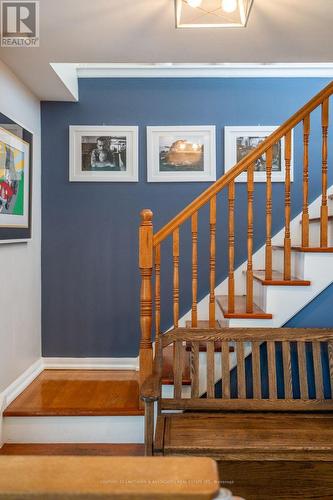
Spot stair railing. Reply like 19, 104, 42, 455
138, 81, 333, 387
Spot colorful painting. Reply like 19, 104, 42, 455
0, 122, 31, 240
0, 141, 25, 215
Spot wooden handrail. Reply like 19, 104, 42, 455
153, 81, 333, 246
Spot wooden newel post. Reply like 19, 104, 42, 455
139, 209, 154, 389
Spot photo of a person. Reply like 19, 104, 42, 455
81, 136, 127, 172
236, 136, 282, 172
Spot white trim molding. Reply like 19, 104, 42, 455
75, 63, 333, 79
43, 357, 139, 371
0, 359, 44, 447
0, 359, 43, 411
50, 63, 333, 102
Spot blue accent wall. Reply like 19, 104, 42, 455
285, 282, 333, 327
41, 77, 333, 357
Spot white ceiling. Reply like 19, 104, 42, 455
1, 0, 333, 101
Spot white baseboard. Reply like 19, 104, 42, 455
43, 357, 139, 371
3, 416, 144, 444
0, 358, 44, 447
0, 359, 44, 412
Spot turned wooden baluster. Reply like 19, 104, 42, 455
173, 228, 180, 328
228, 182, 235, 313
139, 209, 154, 387
321, 98, 329, 248
209, 196, 216, 327
191, 213, 198, 327
284, 131, 292, 281
246, 165, 254, 313
302, 115, 310, 248
154, 244, 161, 346
265, 147, 273, 281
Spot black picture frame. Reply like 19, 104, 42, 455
0, 113, 33, 242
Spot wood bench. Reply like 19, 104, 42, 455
141, 327, 333, 461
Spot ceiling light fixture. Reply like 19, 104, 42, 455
178, 0, 253, 28
221, 0, 238, 13
187, 0, 202, 7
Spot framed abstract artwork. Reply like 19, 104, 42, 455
224, 126, 294, 183
0, 113, 32, 243
69, 126, 139, 182
147, 126, 216, 182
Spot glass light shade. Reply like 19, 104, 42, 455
176, 0, 253, 28
187, 0, 203, 7
221, 0, 238, 13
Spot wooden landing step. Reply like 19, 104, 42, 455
252, 270, 311, 286
273, 245, 333, 253
0, 444, 145, 456
4, 370, 144, 417
216, 295, 272, 319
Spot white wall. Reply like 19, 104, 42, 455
0, 59, 41, 393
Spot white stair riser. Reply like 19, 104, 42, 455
253, 279, 265, 311
272, 247, 304, 278
308, 220, 333, 247
3, 416, 144, 444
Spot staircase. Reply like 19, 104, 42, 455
139, 81, 333, 387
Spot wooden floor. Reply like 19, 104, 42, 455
219, 461, 333, 500
0, 444, 144, 456
4, 370, 144, 416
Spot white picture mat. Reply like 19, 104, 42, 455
147, 125, 216, 182
69, 126, 139, 182
0, 127, 30, 228
224, 126, 294, 183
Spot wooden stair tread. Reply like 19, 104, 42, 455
4, 370, 144, 417
252, 270, 311, 286
307, 215, 333, 223
216, 295, 272, 319
273, 245, 333, 253
162, 344, 191, 385
185, 320, 225, 328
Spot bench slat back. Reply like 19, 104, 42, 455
160, 328, 333, 411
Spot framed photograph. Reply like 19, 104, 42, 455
147, 126, 216, 182
0, 113, 32, 243
69, 126, 139, 182
224, 126, 294, 183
